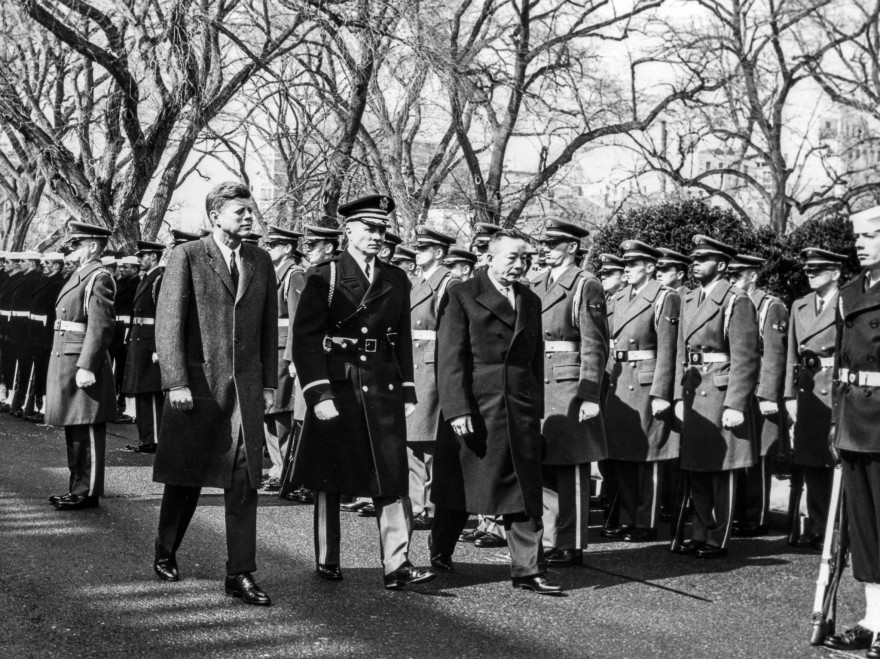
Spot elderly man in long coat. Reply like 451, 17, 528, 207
430, 230, 563, 595
152, 182, 277, 607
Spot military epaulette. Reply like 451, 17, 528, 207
84, 267, 116, 314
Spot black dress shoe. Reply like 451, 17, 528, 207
24, 413, 44, 423
601, 524, 634, 539
384, 562, 437, 590
474, 532, 506, 548
341, 500, 369, 512
10, 409, 23, 418
134, 443, 157, 454
430, 554, 454, 572
546, 548, 583, 567
512, 575, 564, 595
670, 539, 705, 555
113, 413, 136, 424
295, 488, 315, 504
458, 528, 486, 543
316, 564, 343, 581
796, 532, 824, 551
731, 522, 769, 538
358, 503, 377, 517
695, 544, 728, 559
154, 553, 180, 582
54, 495, 99, 510
0, 402, 11, 413
48, 492, 72, 505
263, 477, 281, 492
224, 573, 271, 606
867, 631, 880, 659
412, 512, 433, 531
623, 527, 658, 543
824, 625, 874, 651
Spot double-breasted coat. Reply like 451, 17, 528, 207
153, 237, 278, 489
534, 265, 609, 465
110, 273, 138, 380
291, 251, 416, 497
10, 269, 44, 355
267, 258, 304, 414
832, 273, 880, 453
605, 280, 681, 462
785, 290, 837, 467
406, 265, 458, 444
433, 270, 545, 518
122, 267, 164, 395
675, 279, 760, 471
0, 271, 22, 344
750, 288, 789, 456
44, 261, 117, 426
28, 271, 65, 392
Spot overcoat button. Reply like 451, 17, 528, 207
700, 391, 706, 396
545, 331, 551, 336
703, 366, 708, 372
388, 384, 394, 390
629, 339, 635, 344
631, 363, 636, 368
416, 321, 421, 326
360, 355, 366, 362
547, 354, 552, 359
362, 386, 368, 392
414, 342, 420, 348
545, 378, 550, 384
821, 390, 827, 395
628, 385, 634, 391
361, 327, 368, 333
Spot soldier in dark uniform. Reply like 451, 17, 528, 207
380, 231, 402, 263
45, 222, 117, 510
727, 254, 789, 538
783, 248, 845, 550
302, 225, 341, 266
823, 207, 880, 656
262, 225, 305, 492
8, 252, 44, 416
445, 247, 477, 280
122, 241, 166, 453
469, 222, 502, 269
390, 246, 417, 276
111, 255, 140, 422
291, 194, 436, 589
535, 219, 609, 566
406, 226, 459, 530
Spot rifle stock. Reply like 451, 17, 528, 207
809, 464, 846, 645
670, 471, 691, 552
787, 466, 805, 546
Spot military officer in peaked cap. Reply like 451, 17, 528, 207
470, 222, 502, 269
45, 222, 117, 510
380, 231, 403, 263
671, 235, 759, 559
656, 248, 691, 293
727, 254, 789, 538
291, 193, 436, 589
534, 218, 608, 566
823, 206, 880, 656
391, 246, 417, 276
598, 254, 626, 298
783, 248, 846, 550
171, 229, 202, 247
407, 226, 460, 530
302, 225, 342, 266
122, 240, 167, 454
242, 232, 263, 245
445, 247, 478, 281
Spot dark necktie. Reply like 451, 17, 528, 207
230, 255, 239, 292
698, 289, 705, 306
365, 260, 371, 281
817, 297, 824, 315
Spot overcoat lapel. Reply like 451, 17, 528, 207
539, 265, 578, 313
361, 260, 393, 307
842, 272, 880, 318
798, 290, 837, 345
203, 236, 236, 299
612, 281, 657, 337
237, 246, 256, 302
685, 279, 729, 341
512, 282, 534, 344
338, 251, 369, 308
474, 270, 516, 328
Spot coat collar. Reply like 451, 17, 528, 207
611, 279, 662, 336
841, 271, 880, 318
275, 257, 294, 281
58, 259, 103, 300
684, 278, 733, 340
134, 265, 164, 300
794, 289, 838, 345
337, 250, 392, 309
474, 269, 516, 329
538, 264, 581, 312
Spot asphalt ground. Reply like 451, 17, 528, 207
0, 415, 869, 658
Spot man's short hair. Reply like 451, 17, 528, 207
487, 228, 527, 252
205, 182, 252, 216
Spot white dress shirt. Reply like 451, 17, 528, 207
213, 234, 242, 291
487, 270, 516, 310
347, 246, 376, 283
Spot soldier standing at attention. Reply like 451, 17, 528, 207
671, 235, 759, 559
291, 194, 436, 590
602, 241, 681, 543
111, 255, 139, 422
470, 222, 502, 269
823, 206, 880, 657
728, 254, 789, 538
45, 223, 117, 510
535, 219, 608, 567
656, 248, 690, 293
783, 248, 846, 550
407, 226, 459, 530
445, 248, 477, 281
8, 251, 44, 416
302, 225, 341, 267
390, 247, 417, 277
598, 254, 626, 299
122, 241, 166, 454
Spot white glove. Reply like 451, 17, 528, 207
758, 400, 778, 416
785, 399, 798, 425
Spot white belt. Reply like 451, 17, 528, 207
545, 341, 580, 352
0, 310, 9, 318
278, 318, 290, 328
838, 368, 880, 387
116, 315, 131, 323
11, 311, 28, 317
614, 349, 656, 362
412, 330, 436, 341
133, 317, 155, 326
54, 320, 86, 332
29, 314, 47, 324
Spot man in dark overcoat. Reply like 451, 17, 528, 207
151, 182, 277, 607
430, 230, 563, 595
0, 254, 23, 410
8, 252, 43, 415
291, 194, 436, 590
122, 241, 166, 453
110, 255, 139, 421
603, 240, 681, 543
783, 248, 844, 550
45, 223, 117, 510
535, 218, 608, 567
671, 235, 759, 559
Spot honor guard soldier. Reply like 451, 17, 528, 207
444, 247, 477, 281
407, 226, 459, 530
728, 254, 789, 537
291, 194, 436, 589
598, 254, 626, 298
301, 224, 341, 266
171, 229, 201, 247
122, 240, 166, 454
45, 222, 117, 510
380, 231, 403, 263
263, 225, 305, 492
8, 252, 44, 415
390, 246, 417, 276
535, 218, 609, 566
603, 240, 681, 543
111, 255, 140, 421
823, 206, 880, 657
671, 235, 759, 559
470, 222, 502, 269
783, 248, 846, 550
656, 248, 690, 293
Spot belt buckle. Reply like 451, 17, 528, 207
689, 352, 703, 365
615, 350, 627, 362
848, 371, 857, 384
322, 336, 332, 353
53, 320, 61, 330
806, 357, 817, 368
364, 338, 377, 353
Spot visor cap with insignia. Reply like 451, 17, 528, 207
171, 229, 201, 247
20, 251, 42, 261
66, 221, 112, 243
471, 222, 502, 248
542, 217, 589, 243
620, 239, 661, 262
800, 247, 848, 270
598, 253, 625, 273
100, 256, 117, 266
302, 225, 342, 242
384, 231, 403, 247
390, 246, 416, 264
852, 205, 880, 233
415, 226, 456, 248
135, 240, 167, 255
265, 225, 303, 245
338, 194, 394, 228
119, 255, 140, 266
691, 234, 737, 260
657, 247, 692, 269
242, 232, 263, 245
445, 247, 478, 266
728, 253, 767, 273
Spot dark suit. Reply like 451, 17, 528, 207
153, 236, 277, 575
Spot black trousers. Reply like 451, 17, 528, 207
543, 463, 591, 549
660, 458, 682, 516
841, 453, 880, 583
735, 455, 771, 527
135, 392, 164, 446
1, 339, 16, 395
609, 459, 663, 530
689, 469, 737, 549
431, 508, 547, 578
65, 423, 106, 497
801, 465, 833, 535
155, 437, 258, 575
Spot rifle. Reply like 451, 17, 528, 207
809, 464, 848, 645
670, 470, 692, 552
278, 421, 302, 500
21, 362, 36, 417
787, 465, 805, 546
5, 359, 20, 406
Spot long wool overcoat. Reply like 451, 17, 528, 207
122, 266, 164, 395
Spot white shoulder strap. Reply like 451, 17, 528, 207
84, 268, 116, 316
572, 274, 587, 329
723, 293, 737, 340
654, 288, 670, 331
328, 261, 336, 308
756, 297, 772, 340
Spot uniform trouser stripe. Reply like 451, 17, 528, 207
544, 463, 591, 550
313, 491, 341, 566
65, 424, 105, 498
151, 396, 158, 445
88, 425, 97, 496
649, 462, 659, 528
722, 471, 736, 547
574, 467, 582, 548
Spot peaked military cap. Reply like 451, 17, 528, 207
472, 222, 502, 244
657, 247, 692, 269
171, 229, 201, 246
728, 253, 766, 273
66, 221, 112, 242
265, 225, 303, 244
851, 205, 880, 233
42, 252, 65, 262
415, 226, 456, 248
135, 240, 167, 255
242, 232, 263, 245
338, 194, 395, 228
119, 255, 140, 266
800, 247, 848, 269
598, 253, 625, 272
384, 231, 403, 247
20, 251, 42, 261
621, 239, 661, 261
691, 234, 737, 260
390, 246, 416, 263
543, 217, 589, 242
100, 256, 117, 266
5, 252, 22, 261
445, 247, 478, 266
303, 225, 342, 242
